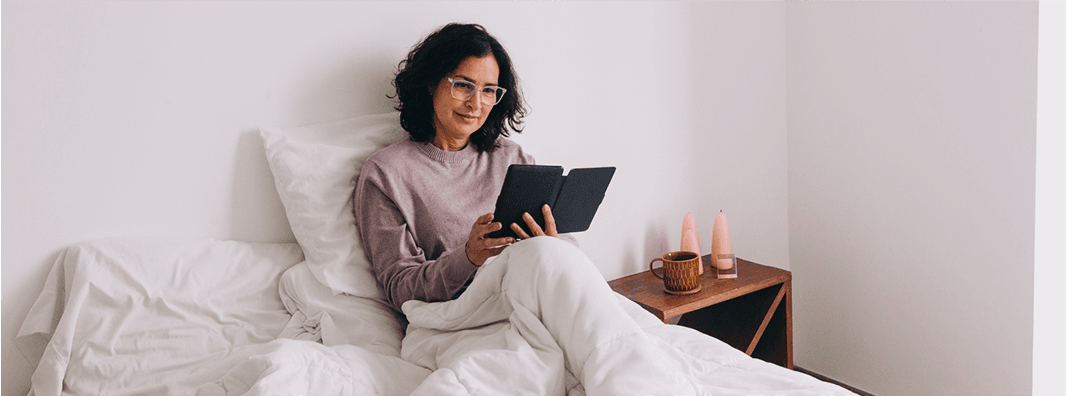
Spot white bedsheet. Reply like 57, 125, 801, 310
16, 237, 305, 396
275, 261, 405, 357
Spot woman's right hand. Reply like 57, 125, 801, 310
466, 213, 515, 266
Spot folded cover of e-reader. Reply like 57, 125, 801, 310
488, 164, 616, 239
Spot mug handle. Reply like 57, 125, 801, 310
649, 258, 665, 279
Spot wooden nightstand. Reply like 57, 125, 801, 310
608, 255, 793, 369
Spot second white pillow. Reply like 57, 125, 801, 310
260, 112, 405, 300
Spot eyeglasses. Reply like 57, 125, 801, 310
447, 77, 507, 106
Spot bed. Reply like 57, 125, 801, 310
16, 112, 855, 395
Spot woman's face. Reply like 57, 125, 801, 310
431, 55, 501, 151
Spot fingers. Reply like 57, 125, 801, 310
541, 204, 558, 236
511, 223, 531, 239
515, 204, 559, 239
478, 221, 514, 246
522, 212, 545, 236
483, 236, 515, 247
467, 213, 514, 266
470, 213, 501, 238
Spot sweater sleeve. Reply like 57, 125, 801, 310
352, 161, 479, 312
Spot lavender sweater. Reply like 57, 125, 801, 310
353, 138, 535, 312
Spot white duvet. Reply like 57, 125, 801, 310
203, 238, 853, 395
18, 237, 853, 396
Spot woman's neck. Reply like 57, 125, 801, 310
432, 134, 469, 151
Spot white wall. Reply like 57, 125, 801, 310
1033, 0, 1067, 393
2, 3, 791, 395
501, 2, 791, 276
684, 2, 791, 270
786, 2, 1039, 394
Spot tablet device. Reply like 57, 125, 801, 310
487, 164, 616, 239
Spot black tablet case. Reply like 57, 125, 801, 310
487, 164, 616, 239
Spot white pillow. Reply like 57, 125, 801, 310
260, 112, 405, 299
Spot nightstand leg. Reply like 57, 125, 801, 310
785, 280, 793, 369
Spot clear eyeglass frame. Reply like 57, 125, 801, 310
447, 77, 507, 106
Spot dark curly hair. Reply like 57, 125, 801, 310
393, 23, 527, 152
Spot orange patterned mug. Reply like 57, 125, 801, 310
649, 251, 703, 295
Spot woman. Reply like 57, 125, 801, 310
353, 23, 687, 394
354, 23, 560, 312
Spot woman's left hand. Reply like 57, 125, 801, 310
511, 204, 559, 239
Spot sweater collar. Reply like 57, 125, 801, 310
417, 140, 479, 165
